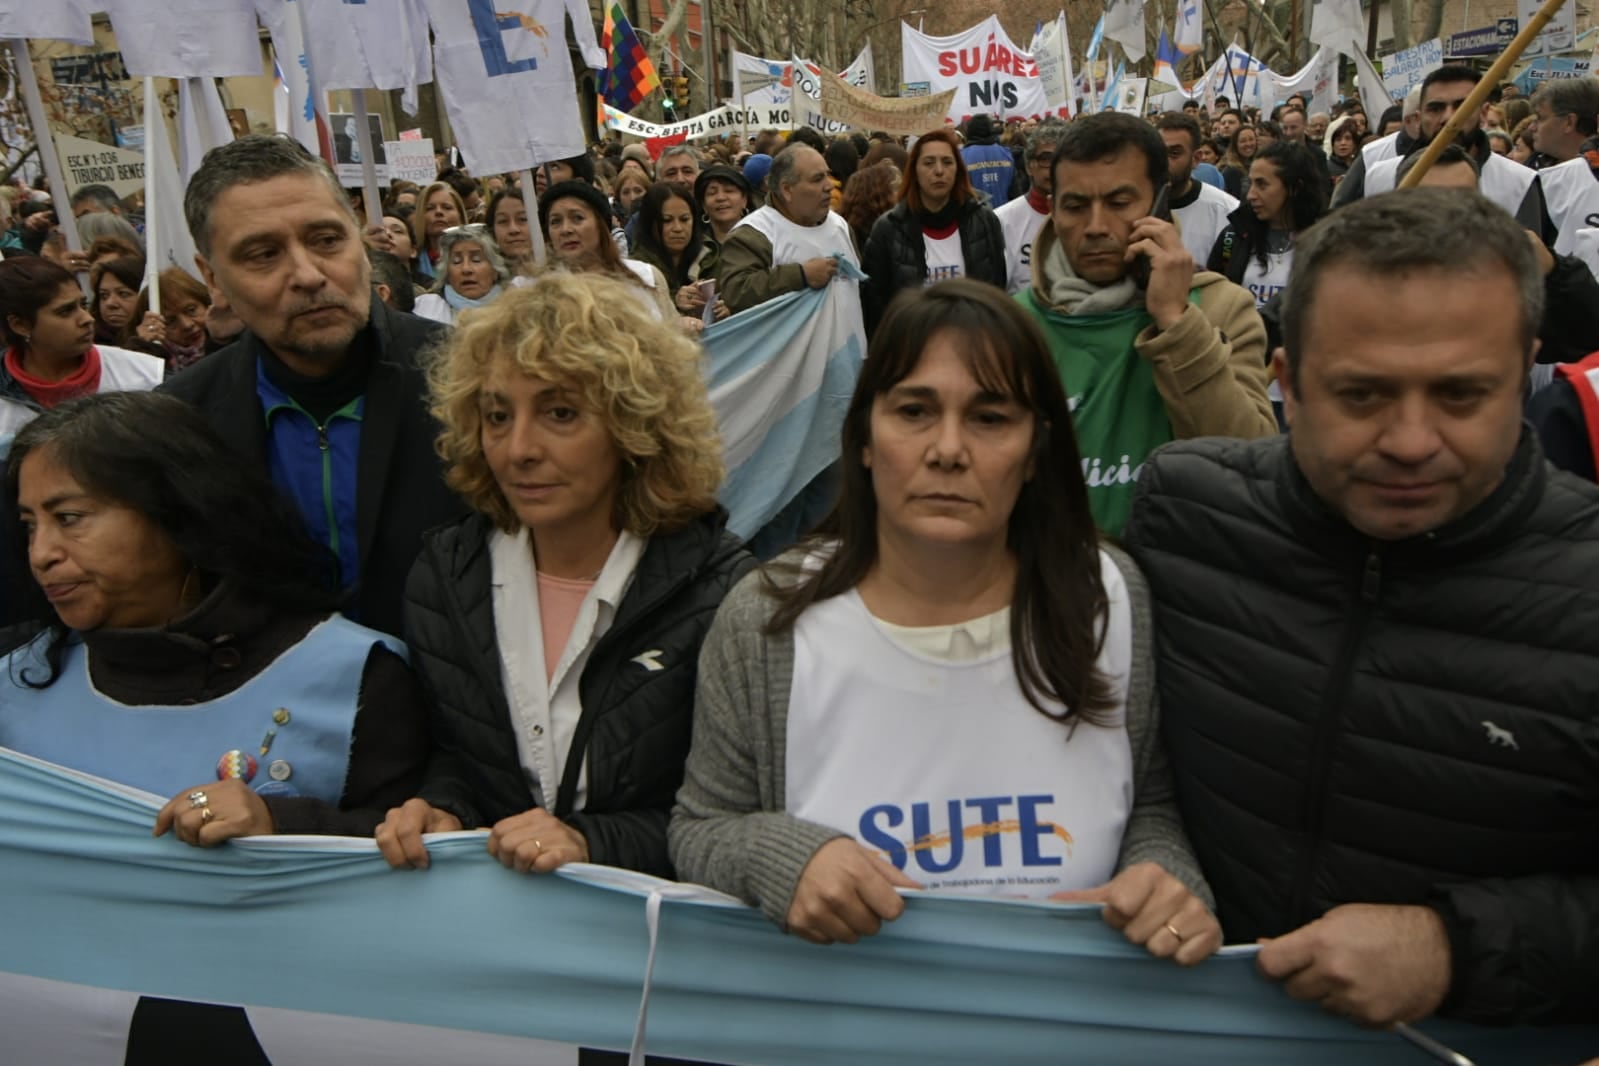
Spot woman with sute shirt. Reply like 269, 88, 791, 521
670, 280, 1219, 962
860, 130, 1007, 336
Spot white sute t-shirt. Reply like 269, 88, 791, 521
1240, 248, 1294, 309
923, 227, 965, 285
996, 195, 1050, 295
784, 551, 1135, 898
1172, 181, 1239, 267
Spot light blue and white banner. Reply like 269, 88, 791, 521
1, 746, 1594, 1065
703, 282, 865, 539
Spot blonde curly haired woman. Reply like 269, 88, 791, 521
376, 272, 753, 879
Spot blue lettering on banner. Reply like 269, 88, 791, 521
468, 0, 540, 77
859, 795, 1067, 874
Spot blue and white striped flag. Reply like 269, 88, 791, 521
703, 282, 866, 539
1085, 14, 1105, 63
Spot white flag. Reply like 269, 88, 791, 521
177, 78, 236, 183
840, 41, 875, 93
301, 0, 433, 108
0, 0, 94, 44
256, 0, 332, 160
1033, 14, 1077, 115
1103, 0, 1146, 63
101, 0, 265, 77
1310, 0, 1390, 122
1174, 0, 1204, 54
144, 87, 204, 282
420, 0, 604, 174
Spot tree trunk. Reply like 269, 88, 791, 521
646, 0, 693, 75
1390, 0, 1414, 50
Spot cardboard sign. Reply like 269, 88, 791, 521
384, 138, 436, 185
55, 132, 145, 199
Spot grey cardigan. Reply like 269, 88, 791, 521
667, 544, 1214, 927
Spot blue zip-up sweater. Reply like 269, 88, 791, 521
256, 362, 364, 595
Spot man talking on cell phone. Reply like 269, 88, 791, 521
1017, 112, 1276, 534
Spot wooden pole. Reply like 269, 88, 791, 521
1398, 0, 1567, 189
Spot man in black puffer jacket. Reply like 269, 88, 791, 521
1125, 190, 1599, 1032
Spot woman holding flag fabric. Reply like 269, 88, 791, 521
670, 280, 1219, 960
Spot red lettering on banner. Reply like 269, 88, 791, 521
996, 49, 1013, 75
958, 47, 981, 74
984, 42, 1000, 69
937, 51, 957, 77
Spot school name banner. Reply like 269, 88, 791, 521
900, 14, 1069, 124
2, 746, 1594, 1065
598, 100, 798, 139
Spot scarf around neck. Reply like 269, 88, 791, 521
443, 284, 503, 311
1043, 235, 1141, 316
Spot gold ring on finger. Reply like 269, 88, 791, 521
201, 806, 215, 824
1164, 922, 1184, 943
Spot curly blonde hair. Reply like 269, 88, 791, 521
429, 272, 724, 535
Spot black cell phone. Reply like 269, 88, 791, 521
1130, 186, 1172, 289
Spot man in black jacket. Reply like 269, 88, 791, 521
163, 135, 463, 638
1125, 190, 1599, 1031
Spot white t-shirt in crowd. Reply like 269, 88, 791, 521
784, 551, 1135, 898
1171, 180, 1239, 267
923, 227, 965, 285
996, 194, 1050, 295
1240, 249, 1294, 309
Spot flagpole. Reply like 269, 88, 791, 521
519, 169, 546, 267
351, 89, 383, 229
9, 38, 88, 292
141, 77, 162, 314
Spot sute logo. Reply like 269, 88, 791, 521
860, 795, 1073, 873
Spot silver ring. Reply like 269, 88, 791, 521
187, 791, 209, 808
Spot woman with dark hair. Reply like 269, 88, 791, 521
670, 279, 1219, 959
124, 267, 216, 373
488, 187, 536, 277
1324, 115, 1361, 184
536, 180, 677, 323
629, 183, 727, 323
0, 258, 162, 455
824, 137, 860, 211
1206, 140, 1328, 307
90, 255, 143, 345
1219, 124, 1257, 199
693, 164, 753, 251
0, 389, 432, 1066
860, 129, 1007, 335
839, 162, 900, 253
2, 390, 429, 835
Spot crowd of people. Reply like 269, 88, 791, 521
0, 67, 1597, 1063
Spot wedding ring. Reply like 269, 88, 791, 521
188, 791, 209, 808
1164, 922, 1184, 943
200, 807, 215, 825
532, 839, 543, 853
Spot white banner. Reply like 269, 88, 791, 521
1259, 46, 1338, 107
790, 55, 851, 134
1033, 14, 1077, 114
302, 0, 433, 106
1520, 0, 1575, 57
731, 46, 875, 113
840, 42, 875, 93
54, 133, 145, 200
100, 0, 265, 77
385, 138, 436, 184
900, 15, 1068, 124
1379, 38, 1443, 101
599, 101, 798, 140
0, 0, 95, 44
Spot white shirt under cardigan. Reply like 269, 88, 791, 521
488, 527, 645, 811
784, 550, 1135, 897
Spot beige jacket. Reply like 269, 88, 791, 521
1030, 222, 1277, 441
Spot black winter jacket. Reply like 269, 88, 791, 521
403, 510, 754, 877
860, 199, 1007, 335
160, 298, 463, 639
1124, 433, 1599, 1026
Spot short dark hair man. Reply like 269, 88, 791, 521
1528, 77, 1599, 165
1017, 112, 1274, 535
1362, 66, 1534, 217
1126, 189, 1599, 1030
165, 134, 463, 638
1154, 111, 1238, 266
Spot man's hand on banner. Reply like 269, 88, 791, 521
376, 798, 465, 869
1051, 862, 1222, 966
153, 779, 275, 847
801, 256, 839, 289
487, 807, 589, 874
785, 838, 923, 946
1256, 903, 1452, 1026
